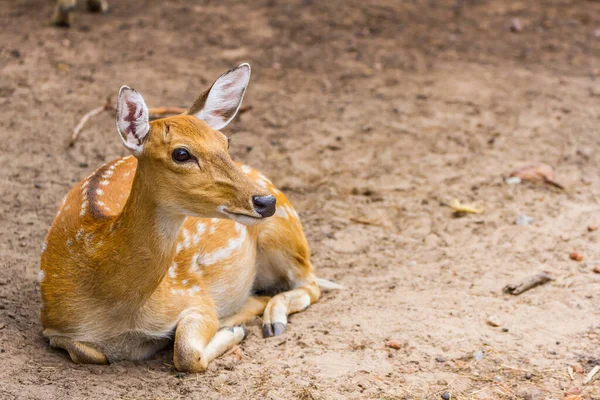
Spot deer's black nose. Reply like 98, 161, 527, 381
252, 195, 276, 217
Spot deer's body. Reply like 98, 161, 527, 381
40, 65, 326, 371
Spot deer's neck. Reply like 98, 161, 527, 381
104, 165, 185, 308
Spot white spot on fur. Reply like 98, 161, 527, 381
200, 225, 247, 265
192, 223, 206, 245
76, 229, 84, 240
209, 225, 216, 235
181, 279, 188, 285
41, 241, 47, 254
168, 262, 177, 279
176, 243, 183, 254
182, 229, 191, 249
275, 206, 289, 219
188, 285, 201, 296
38, 270, 45, 283
256, 179, 268, 189
241, 165, 252, 174
96, 189, 104, 195
66, 239, 73, 247
258, 173, 272, 184
124, 171, 131, 177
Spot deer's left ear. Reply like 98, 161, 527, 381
116, 86, 150, 155
187, 63, 251, 131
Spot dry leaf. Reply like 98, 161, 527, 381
449, 199, 483, 214
510, 163, 564, 189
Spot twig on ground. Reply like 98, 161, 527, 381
350, 217, 383, 227
583, 365, 600, 385
69, 97, 113, 147
503, 272, 552, 295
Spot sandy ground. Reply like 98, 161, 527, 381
1, 0, 600, 398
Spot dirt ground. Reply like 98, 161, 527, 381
1, 0, 600, 398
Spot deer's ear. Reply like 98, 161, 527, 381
187, 63, 250, 131
116, 86, 150, 155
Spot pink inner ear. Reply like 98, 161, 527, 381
212, 90, 243, 117
125, 100, 144, 144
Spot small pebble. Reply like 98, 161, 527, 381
407, 260, 417, 267
588, 225, 598, 232
502, 327, 509, 332
505, 176, 521, 185
510, 18, 523, 32
474, 350, 484, 361
385, 340, 404, 350
486, 315, 503, 327
435, 356, 446, 363
0, 323, 5, 330
441, 392, 451, 400
175, 372, 186, 379
515, 214, 534, 226
570, 251, 584, 262
34, 183, 41, 189
593, 266, 600, 274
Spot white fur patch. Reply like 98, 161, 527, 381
241, 165, 252, 174
41, 241, 47, 254
256, 179, 268, 189
275, 206, 289, 219
192, 222, 206, 245
181, 229, 191, 249
199, 225, 247, 266
96, 189, 104, 195
168, 262, 177, 279
38, 270, 45, 283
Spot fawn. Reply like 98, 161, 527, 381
40, 64, 339, 372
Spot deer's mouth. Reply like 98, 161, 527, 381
218, 206, 266, 225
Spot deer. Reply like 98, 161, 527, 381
52, 0, 108, 27
39, 63, 340, 372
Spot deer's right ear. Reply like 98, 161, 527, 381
116, 86, 150, 155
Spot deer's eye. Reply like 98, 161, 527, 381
172, 148, 192, 163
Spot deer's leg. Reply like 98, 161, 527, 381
174, 311, 247, 373
52, 0, 77, 27
87, 0, 108, 13
49, 336, 108, 364
262, 279, 320, 338
219, 296, 271, 328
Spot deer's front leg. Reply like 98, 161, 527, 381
262, 280, 320, 338
220, 296, 271, 328
174, 310, 247, 373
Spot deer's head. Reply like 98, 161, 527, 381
115, 64, 275, 225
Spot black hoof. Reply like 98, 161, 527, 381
240, 325, 249, 339
262, 324, 273, 338
273, 322, 286, 337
